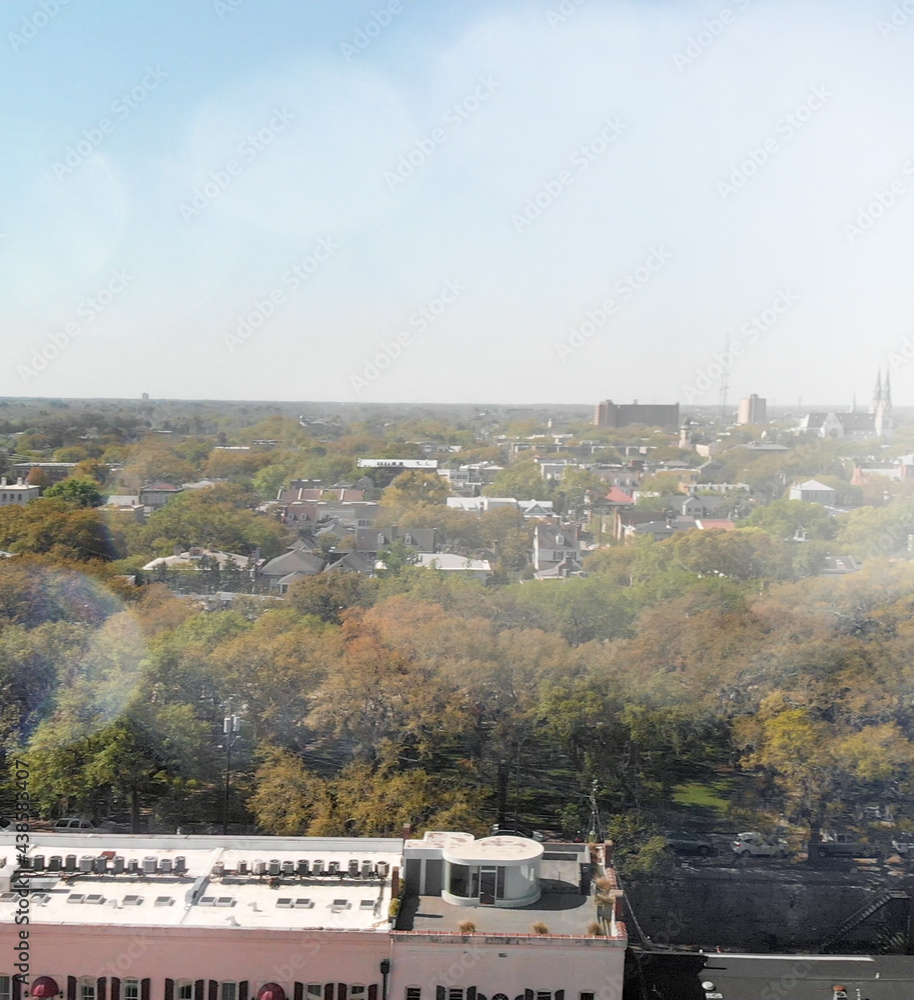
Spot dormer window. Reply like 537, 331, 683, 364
555, 534, 564, 546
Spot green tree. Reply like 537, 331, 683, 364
252, 464, 290, 499
482, 459, 549, 500
44, 476, 104, 507
742, 499, 836, 541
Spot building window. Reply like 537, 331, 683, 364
221, 986, 237, 1000
350, 990, 366, 1000
306, 989, 322, 1000
123, 982, 140, 1000
536, 993, 551, 1000
448, 991, 463, 1000
406, 990, 421, 1000
0, 976, 10, 1000
80, 981, 97, 1000
448, 863, 471, 897
580, 994, 595, 1000
178, 986, 194, 1000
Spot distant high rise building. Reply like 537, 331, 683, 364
737, 394, 767, 425
593, 399, 680, 430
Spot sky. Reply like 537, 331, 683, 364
3, 0, 914, 406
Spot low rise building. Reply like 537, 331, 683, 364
140, 483, 185, 510
0, 478, 41, 506
788, 480, 838, 505
0, 831, 625, 999
10, 462, 76, 484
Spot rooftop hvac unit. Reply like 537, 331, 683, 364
297, 859, 309, 876
113, 857, 125, 875
282, 861, 294, 876
312, 860, 324, 874
127, 859, 139, 874
65, 855, 77, 872
212, 861, 224, 877
32, 856, 45, 871
48, 857, 61, 872
269, 859, 281, 876
175, 856, 187, 875
361, 861, 372, 877
236, 860, 247, 876
376, 861, 389, 878
79, 856, 94, 873
160, 858, 173, 874
142, 857, 157, 875
328, 861, 339, 875
348, 860, 360, 876
93, 857, 107, 874
253, 860, 266, 875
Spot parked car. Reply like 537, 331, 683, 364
489, 825, 545, 842
731, 832, 789, 858
812, 833, 881, 859
663, 831, 714, 856
52, 817, 103, 832
891, 837, 914, 857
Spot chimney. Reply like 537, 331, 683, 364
0, 478, 5, 487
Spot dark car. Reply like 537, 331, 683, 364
489, 824, 545, 842
812, 833, 881, 859
664, 830, 714, 856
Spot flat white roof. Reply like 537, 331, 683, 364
0, 834, 401, 933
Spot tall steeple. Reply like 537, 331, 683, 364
874, 367, 893, 439
871, 370, 882, 414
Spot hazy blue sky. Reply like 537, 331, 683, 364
3, 0, 913, 405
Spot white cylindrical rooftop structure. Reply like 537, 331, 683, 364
441, 836, 543, 908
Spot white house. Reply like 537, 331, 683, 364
0, 478, 41, 507
788, 480, 838, 505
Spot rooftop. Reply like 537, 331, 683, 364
398, 845, 609, 939
1, 833, 400, 933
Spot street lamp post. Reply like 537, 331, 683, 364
222, 711, 242, 836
